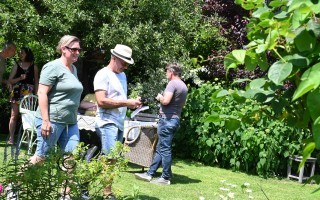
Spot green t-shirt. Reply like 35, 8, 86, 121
36, 59, 83, 124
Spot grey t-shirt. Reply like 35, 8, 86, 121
0, 56, 6, 84
36, 59, 83, 124
160, 79, 188, 118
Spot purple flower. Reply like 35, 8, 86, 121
0, 183, 3, 194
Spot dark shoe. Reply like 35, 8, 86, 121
134, 172, 152, 182
150, 177, 171, 185
83, 146, 98, 163
81, 190, 92, 199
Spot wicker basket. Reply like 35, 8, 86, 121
124, 124, 158, 167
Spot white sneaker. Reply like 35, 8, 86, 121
134, 172, 152, 182
5, 183, 19, 200
150, 177, 171, 185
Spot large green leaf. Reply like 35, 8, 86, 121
293, 62, 320, 101
249, 78, 267, 89
288, 0, 312, 13
216, 89, 230, 98
224, 53, 237, 69
294, 29, 316, 52
307, 20, 320, 38
252, 6, 270, 19
232, 50, 246, 64
244, 51, 258, 71
269, 0, 287, 8
292, 4, 312, 29
205, 113, 221, 123
225, 118, 241, 131
312, 117, 320, 149
284, 54, 309, 68
307, 89, 320, 121
257, 53, 269, 70
274, 11, 288, 19
266, 29, 278, 50
268, 61, 292, 85
299, 141, 315, 170
256, 44, 268, 53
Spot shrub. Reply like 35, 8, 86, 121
0, 142, 129, 199
175, 82, 311, 177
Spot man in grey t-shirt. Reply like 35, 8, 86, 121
135, 62, 188, 185
0, 42, 16, 85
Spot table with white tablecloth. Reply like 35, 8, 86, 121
77, 114, 158, 168
77, 115, 157, 139
77, 115, 96, 131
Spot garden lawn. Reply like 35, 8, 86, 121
1, 133, 319, 200
114, 161, 320, 200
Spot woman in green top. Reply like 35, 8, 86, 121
30, 35, 83, 164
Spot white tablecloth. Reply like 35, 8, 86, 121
77, 115, 157, 140
77, 115, 96, 131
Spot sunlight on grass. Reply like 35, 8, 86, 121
114, 161, 320, 200
1, 133, 320, 200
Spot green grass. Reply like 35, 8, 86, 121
1, 133, 320, 200
114, 161, 320, 200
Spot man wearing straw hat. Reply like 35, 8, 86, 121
94, 44, 142, 199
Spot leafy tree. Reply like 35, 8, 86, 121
220, 0, 320, 167
0, 0, 228, 112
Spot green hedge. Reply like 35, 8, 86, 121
174, 83, 311, 177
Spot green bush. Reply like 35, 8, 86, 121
175, 83, 312, 177
0, 142, 129, 199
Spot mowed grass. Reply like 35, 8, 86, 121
114, 160, 320, 200
1, 133, 319, 200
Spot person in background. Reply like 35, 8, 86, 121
135, 62, 188, 185
0, 42, 16, 86
78, 93, 97, 116
7, 47, 39, 144
30, 35, 83, 162
94, 44, 142, 199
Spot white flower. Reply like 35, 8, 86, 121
231, 184, 237, 188
199, 196, 205, 200
227, 192, 235, 199
249, 195, 254, 199
220, 180, 226, 183
219, 187, 230, 191
243, 182, 250, 187
246, 189, 253, 193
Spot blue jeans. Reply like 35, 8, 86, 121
34, 117, 80, 157
96, 123, 123, 155
147, 118, 180, 180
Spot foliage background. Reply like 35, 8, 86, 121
1, 0, 318, 179
0, 0, 228, 130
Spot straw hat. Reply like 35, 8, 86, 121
111, 44, 134, 64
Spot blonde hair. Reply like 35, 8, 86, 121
56, 35, 80, 54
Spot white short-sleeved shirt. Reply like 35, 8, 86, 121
93, 67, 127, 131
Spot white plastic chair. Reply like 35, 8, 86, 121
18, 94, 38, 155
